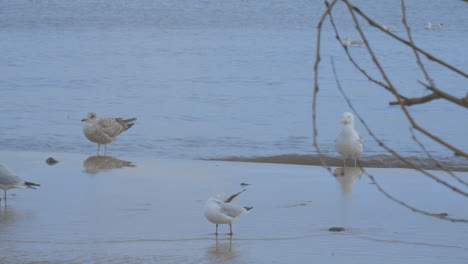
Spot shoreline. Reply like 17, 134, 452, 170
205, 153, 468, 172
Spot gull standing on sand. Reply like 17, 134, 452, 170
335, 112, 363, 167
0, 165, 40, 200
425, 22, 443, 29
342, 36, 365, 47
204, 189, 253, 235
81, 112, 137, 155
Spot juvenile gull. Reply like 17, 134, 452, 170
204, 189, 253, 235
81, 112, 137, 154
335, 112, 363, 167
0, 165, 40, 200
342, 36, 364, 47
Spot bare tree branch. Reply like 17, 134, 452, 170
347, 3, 468, 78
389, 91, 441, 106
341, 0, 468, 158
330, 56, 468, 197
314, 0, 467, 223
326, 3, 414, 103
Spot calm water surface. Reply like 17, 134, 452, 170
0, 0, 466, 164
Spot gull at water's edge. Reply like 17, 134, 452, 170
0, 164, 40, 200
335, 112, 364, 167
204, 189, 253, 235
81, 112, 137, 155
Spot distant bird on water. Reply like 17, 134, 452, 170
382, 24, 397, 32
204, 189, 253, 235
342, 36, 365, 47
335, 112, 363, 167
0, 165, 40, 200
425, 22, 443, 29
81, 112, 137, 155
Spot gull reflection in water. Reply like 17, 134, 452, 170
83, 156, 136, 175
333, 167, 364, 195
205, 236, 240, 263
0, 204, 18, 225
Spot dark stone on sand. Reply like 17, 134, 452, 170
329, 227, 345, 232
46, 157, 59, 166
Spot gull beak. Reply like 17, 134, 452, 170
81, 118, 88, 122
341, 119, 347, 124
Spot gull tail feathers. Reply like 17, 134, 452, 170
123, 118, 137, 123
25, 181, 40, 189
244, 206, 254, 212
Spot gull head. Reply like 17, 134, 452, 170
340, 112, 355, 125
81, 112, 98, 122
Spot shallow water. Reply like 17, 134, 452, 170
0, 1, 467, 163
0, 151, 467, 263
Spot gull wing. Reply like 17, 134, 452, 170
220, 203, 247, 219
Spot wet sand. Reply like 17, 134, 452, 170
0, 151, 467, 263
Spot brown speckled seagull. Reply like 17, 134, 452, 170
81, 112, 137, 155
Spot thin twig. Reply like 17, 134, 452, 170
313, 0, 340, 173
401, 0, 435, 87
409, 128, 468, 188
365, 169, 468, 223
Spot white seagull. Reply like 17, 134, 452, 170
425, 22, 443, 30
0, 165, 40, 200
335, 112, 364, 167
81, 112, 137, 155
382, 24, 397, 32
342, 36, 365, 47
204, 189, 253, 235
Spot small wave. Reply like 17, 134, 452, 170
204, 154, 468, 172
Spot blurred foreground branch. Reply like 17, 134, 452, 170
313, 0, 468, 222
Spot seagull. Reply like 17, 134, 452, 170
382, 24, 397, 32
204, 189, 253, 235
0, 165, 40, 200
342, 36, 365, 47
335, 112, 363, 167
81, 112, 137, 155
425, 22, 443, 29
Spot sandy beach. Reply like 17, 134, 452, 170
0, 150, 467, 263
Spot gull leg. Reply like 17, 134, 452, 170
343, 159, 346, 168
354, 158, 357, 167
215, 224, 218, 235
229, 223, 233, 236
97, 144, 101, 155
104, 145, 107, 156
4, 190, 6, 200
